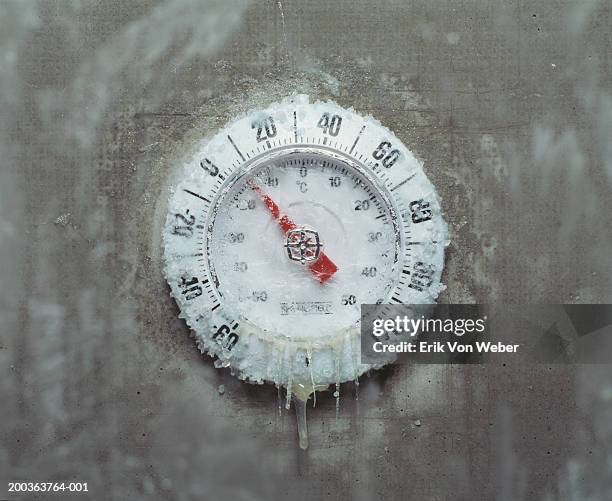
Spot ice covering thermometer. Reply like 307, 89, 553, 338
163, 95, 448, 448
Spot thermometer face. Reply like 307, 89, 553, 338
209, 151, 399, 336
163, 95, 447, 388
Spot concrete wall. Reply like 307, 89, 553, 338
1, 1, 611, 499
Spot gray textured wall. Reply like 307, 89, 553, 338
1, 1, 611, 500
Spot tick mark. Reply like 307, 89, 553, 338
227, 135, 246, 162
391, 173, 416, 192
349, 124, 366, 154
183, 189, 211, 203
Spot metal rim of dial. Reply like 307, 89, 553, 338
162, 95, 448, 389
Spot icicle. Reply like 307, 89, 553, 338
291, 382, 316, 448
293, 394, 309, 450
348, 330, 360, 401
334, 356, 340, 421
285, 345, 293, 410
306, 347, 316, 408
285, 377, 293, 410
276, 347, 283, 415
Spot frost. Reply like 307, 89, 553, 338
53, 213, 72, 227
162, 95, 448, 436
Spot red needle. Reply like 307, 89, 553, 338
248, 179, 338, 284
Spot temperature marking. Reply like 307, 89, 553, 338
349, 124, 366, 154
183, 189, 211, 203
227, 135, 246, 162
390, 173, 416, 192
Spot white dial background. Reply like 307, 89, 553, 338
209, 153, 399, 336
163, 95, 448, 388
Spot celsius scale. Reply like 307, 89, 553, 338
163, 96, 447, 448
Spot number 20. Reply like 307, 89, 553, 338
252, 116, 277, 142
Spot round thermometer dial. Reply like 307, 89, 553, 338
163, 95, 447, 396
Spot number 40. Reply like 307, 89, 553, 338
317, 113, 342, 136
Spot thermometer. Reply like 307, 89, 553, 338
163, 95, 448, 448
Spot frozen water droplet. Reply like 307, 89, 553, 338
214, 359, 230, 369
217, 384, 225, 395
